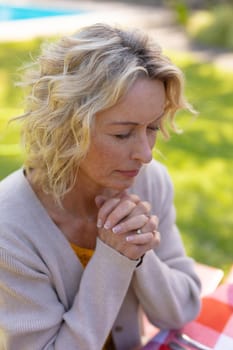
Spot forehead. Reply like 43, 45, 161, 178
96, 78, 166, 125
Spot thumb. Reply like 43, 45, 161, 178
95, 195, 107, 208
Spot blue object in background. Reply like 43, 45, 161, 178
0, 4, 86, 22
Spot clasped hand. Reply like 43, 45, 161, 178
95, 193, 160, 261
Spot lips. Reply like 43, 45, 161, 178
117, 169, 140, 178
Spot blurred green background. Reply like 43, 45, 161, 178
155, 53, 233, 276
0, 1, 232, 277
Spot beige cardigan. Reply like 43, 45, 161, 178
0, 160, 201, 350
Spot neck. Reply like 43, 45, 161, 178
26, 168, 121, 221
63, 171, 120, 219
62, 181, 102, 219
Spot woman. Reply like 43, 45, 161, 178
0, 23, 201, 350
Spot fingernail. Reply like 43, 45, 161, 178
97, 219, 102, 228
104, 221, 111, 230
112, 225, 121, 234
126, 235, 134, 242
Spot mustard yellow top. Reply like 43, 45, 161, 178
70, 243, 94, 268
70, 243, 116, 350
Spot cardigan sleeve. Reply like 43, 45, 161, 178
0, 236, 137, 350
0, 169, 138, 350
131, 160, 201, 329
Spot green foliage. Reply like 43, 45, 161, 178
166, 0, 189, 25
0, 39, 45, 175
155, 52, 233, 274
0, 38, 44, 108
0, 40, 232, 275
187, 5, 233, 50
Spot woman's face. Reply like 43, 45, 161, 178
78, 77, 166, 192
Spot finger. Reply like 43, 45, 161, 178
141, 215, 159, 233
127, 200, 151, 218
126, 232, 154, 244
118, 192, 140, 204
112, 214, 149, 234
103, 199, 137, 230
97, 197, 121, 228
96, 193, 141, 229
153, 230, 161, 245
126, 230, 161, 247
95, 195, 107, 209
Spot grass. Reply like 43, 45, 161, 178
0, 39, 232, 276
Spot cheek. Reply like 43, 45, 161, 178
94, 138, 123, 158
98, 145, 121, 164
86, 141, 117, 168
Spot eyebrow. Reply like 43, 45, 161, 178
108, 113, 164, 126
109, 121, 139, 126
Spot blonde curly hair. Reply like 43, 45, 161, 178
17, 23, 193, 203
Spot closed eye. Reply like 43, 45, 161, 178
114, 126, 160, 139
114, 133, 131, 139
147, 125, 160, 132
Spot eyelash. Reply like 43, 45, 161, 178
115, 126, 160, 140
149, 126, 160, 132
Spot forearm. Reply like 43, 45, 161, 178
54, 239, 137, 349
0, 240, 137, 350
133, 249, 201, 329
130, 162, 201, 329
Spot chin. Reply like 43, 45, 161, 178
110, 179, 135, 191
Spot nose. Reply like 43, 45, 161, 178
132, 134, 153, 164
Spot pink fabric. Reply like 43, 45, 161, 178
142, 283, 233, 350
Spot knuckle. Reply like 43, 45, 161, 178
120, 193, 140, 203
152, 230, 161, 245
110, 201, 135, 223
142, 216, 156, 231
128, 194, 140, 203
142, 214, 149, 225
139, 201, 151, 213
131, 194, 140, 203
99, 197, 120, 214
150, 215, 159, 226
123, 199, 137, 210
